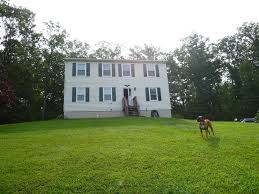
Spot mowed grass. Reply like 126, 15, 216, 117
0, 118, 258, 193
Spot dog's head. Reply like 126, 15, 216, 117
197, 116, 203, 122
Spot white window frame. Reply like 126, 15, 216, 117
76, 87, 85, 102
103, 87, 112, 101
149, 88, 158, 101
76, 63, 86, 76
122, 64, 131, 77
147, 64, 156, 77
102, 64, 111, 77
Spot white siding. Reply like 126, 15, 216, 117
64, 60, 171, 117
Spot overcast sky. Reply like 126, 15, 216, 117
10, 0, 259, 51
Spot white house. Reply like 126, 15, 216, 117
63, 58, 171, 118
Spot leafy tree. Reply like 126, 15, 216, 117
91, 41, 123, 59
0, 0, 42, 122
217, 22, 259, 119
172, 33, 222, 118
39, 21, 67, 119
129, 44, 165, 60
65, 39, 89, 58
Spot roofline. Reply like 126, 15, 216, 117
64, 58, 166, 64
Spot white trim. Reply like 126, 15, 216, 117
122, 64, 131, 77
103, 87, 112, 101
76, 87, 86, 102
149, 87, 158, 101
147, 64, 156, 77
76, 63, 86, 76
102, 64, 112, 77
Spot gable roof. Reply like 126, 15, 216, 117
64, 58, 166, 64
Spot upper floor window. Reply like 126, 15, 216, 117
143, 64, 160, 77
147, 64, 156, 76
103, 64, 111, 76
123, 64, 131, 76
77, 64, 86, 76
72, 63, 90, 76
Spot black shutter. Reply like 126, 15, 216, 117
131, 64, 135, 77
85, 87, 89, 102
99, 87, 103, 102
157, 87, 161, 101
143, 64, 147, 77
112, 87, 116, 101
112, 64, 115, 77
155, 64, 160, 77
72, 63, 76, 76
72, 87, 76, 102
145, 87, 149, 101
118, 64, 122, 77
86, 63, 90, 76
98, 63, 102, 77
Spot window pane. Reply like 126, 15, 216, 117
77, 64, 85, 75
103, 70, 111, 76
123, 64, 130, 76
77, 95, 84, 101
148, 70, 155, 76
103, 87, 112, 101
150, 88, 157, 100
147, 64, 155, 76
103, 64, 111, 76
77, 87, 85, 101
104, 94, 111, 100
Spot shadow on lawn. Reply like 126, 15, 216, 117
207, 136, 220, 148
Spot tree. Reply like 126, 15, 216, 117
217, 22, 259, 119
129, 44, 165, 60
65, 39, 89, 58
0, 0, 42, 122
90, 41, 123, 59
39, 21, 67, 119
170, 33, 222, 119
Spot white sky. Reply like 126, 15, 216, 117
10, 0, 259, 51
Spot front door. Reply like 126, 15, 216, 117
123, 88, 131, 99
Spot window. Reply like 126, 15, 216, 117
150, 88, 157, 100
103, 87, 112, 101
147, 64, 155, 76
122, 64, 131, 76
77, 87, 85, 101
103, 64, 111, 76
77, 64, 86, 76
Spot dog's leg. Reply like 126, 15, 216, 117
208, 122, 215, 136
200, 129, 204, 138
207, 127, 210, 135
205, 130, 209, 139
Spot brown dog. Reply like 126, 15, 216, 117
197, 116, 215, 138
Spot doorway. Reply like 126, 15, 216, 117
123, 88, 131, 99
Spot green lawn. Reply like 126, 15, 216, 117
0, 118, 258, 193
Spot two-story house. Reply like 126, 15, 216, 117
64, 58, 171, 118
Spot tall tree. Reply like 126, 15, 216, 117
91, 41, 123, 59
65, 39, 89, 58
0, 0, 42, 122
39, 21, 67, 119
129, 44, 165, 60
171, 33, 222, 118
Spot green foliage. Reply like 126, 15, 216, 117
0, 118, 258, 193
129, 44, 165, 60
168, 33, 222, 119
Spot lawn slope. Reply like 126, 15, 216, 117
0, 118, 258, 193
